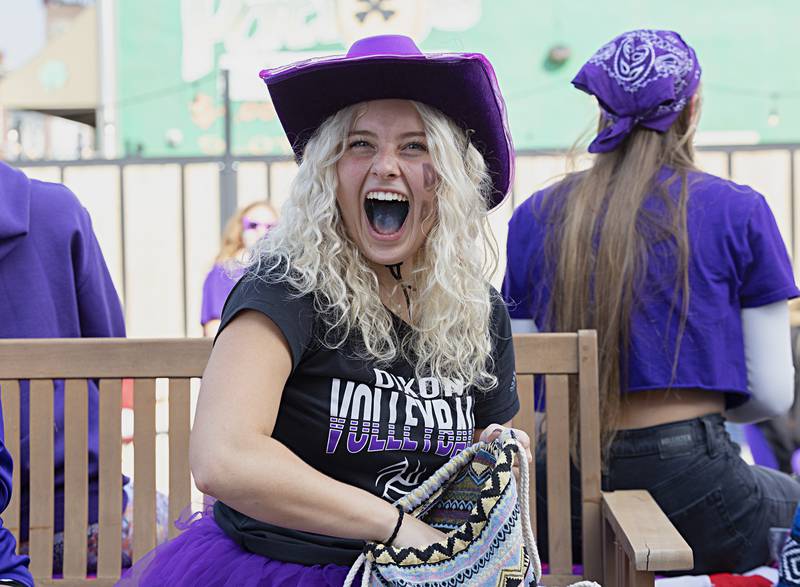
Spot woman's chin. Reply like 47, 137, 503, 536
363, 249, 410, 268
360, 240, 420, 268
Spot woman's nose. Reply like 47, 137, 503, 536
371, 150, 400, 179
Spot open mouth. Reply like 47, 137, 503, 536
364, 191, 410, 235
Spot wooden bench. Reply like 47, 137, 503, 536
0, 338, 211, 586
0, 333, 691, 585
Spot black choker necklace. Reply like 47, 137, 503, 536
384, 262, 412, 319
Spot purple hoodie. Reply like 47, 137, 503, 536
0, 162, 126, 569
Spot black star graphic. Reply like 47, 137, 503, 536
355, 0, 396, 23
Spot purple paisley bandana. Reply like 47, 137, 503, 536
572, 29, 701, 153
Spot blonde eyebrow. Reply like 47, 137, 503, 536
398, 131, 426, 139
347, 130, 426, 140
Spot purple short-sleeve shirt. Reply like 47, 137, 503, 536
502, 168, 800, 408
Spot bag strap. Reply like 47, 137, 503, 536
512, 434, 599, 587
344, 552, 372, 587
512, 435, 541, 582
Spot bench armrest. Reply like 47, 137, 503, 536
602, 490, 693, 572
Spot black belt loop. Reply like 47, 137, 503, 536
702, 417, 718, 458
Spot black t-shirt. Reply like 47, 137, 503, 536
212, 270, 519, 565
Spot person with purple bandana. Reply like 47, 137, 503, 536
201, 201, 278, 337
119, 34, 532, 586
0, 162, 127, 576
503, 29, 800, 573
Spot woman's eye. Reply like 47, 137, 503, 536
349, 139, 372, 149
405, 142, 428, 152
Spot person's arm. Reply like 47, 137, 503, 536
0, 520, 30, 587
75, 207, 125, 338
725, 300, 794, 423
190, 310, 445, 548
202, 319, 221, 338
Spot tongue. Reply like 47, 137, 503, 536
366, 201, 409, 235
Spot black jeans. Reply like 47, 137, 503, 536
536, 414, 800, 574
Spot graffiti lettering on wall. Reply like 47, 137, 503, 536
180, 0, 483, 101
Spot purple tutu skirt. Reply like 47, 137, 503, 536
117, 509, 359, 586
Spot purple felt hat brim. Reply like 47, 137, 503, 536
260, 37, 513, 209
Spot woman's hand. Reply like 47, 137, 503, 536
389, 513, 448, 549
479, 423, 533, 479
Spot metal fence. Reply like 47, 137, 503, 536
15, 143, 800, 337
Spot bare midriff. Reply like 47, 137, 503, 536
617, 388, 726, 430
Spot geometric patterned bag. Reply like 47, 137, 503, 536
345, 430, 599, 587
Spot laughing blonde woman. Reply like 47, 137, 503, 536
121, 34, 531, 586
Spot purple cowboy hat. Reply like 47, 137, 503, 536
260, 35, 513, 209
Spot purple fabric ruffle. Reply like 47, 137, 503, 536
117, 509, 358, 587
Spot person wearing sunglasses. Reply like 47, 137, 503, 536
201, 201, 279, 337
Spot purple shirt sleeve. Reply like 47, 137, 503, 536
502, 198, 538, 320
74, 208, 126, 337
201, 265, 239, 326
738, 195, 800, 308
502, 198, 549, 411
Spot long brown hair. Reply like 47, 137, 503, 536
215, 201, 278, 264
543, 101, 699, 459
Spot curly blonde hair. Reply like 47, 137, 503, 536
248, 100, 499, 391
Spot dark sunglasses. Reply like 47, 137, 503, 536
242, 217, 277, 232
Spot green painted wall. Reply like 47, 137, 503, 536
117, 0, 800, 157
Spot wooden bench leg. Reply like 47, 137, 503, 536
603, 514, 657, 587
630, 562, 655, 587
603, 518, 617, 587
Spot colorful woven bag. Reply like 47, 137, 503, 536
344, 430, 598, 587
